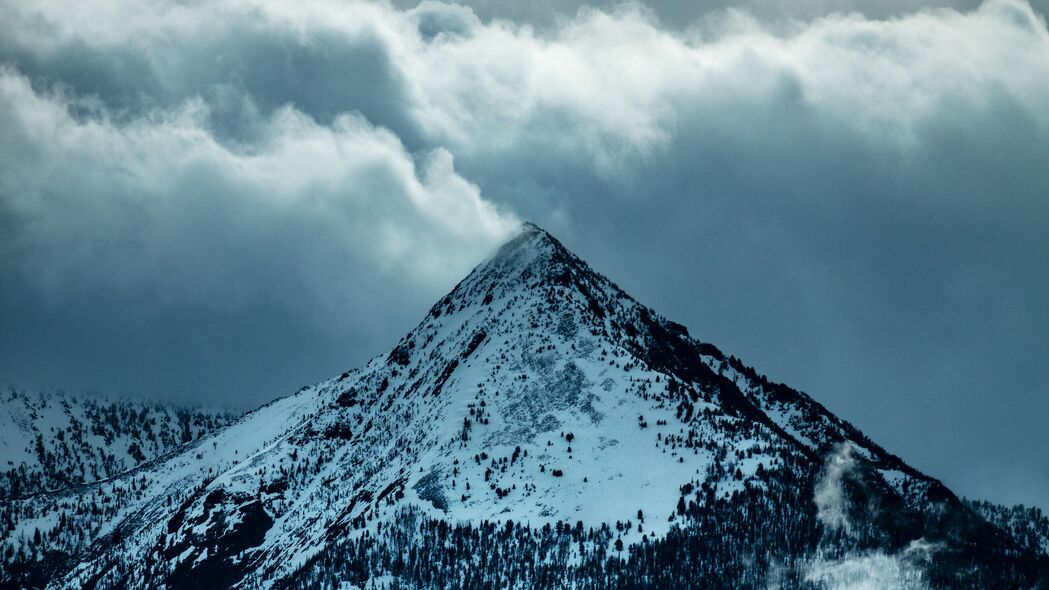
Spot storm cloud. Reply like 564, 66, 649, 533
1, 0, 1047, 511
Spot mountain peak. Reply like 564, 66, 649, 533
519, 220, 545, 234
442, 221, 592, 306
22, 220, 1048, 590
489, 221, 565, 265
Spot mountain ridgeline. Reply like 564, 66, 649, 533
2, 223, 1047, 589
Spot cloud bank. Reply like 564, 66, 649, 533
1, 0, 1047, 510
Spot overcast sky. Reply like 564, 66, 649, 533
1, 0, 1047, 512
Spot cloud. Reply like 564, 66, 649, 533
0, 0, 1047, 512
389, 0, 1049, 30
0, 67, 515, 321
0, 59, 516, 405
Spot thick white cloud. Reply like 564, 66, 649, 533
0, 66, 516, 328
384, 0, 1049, 186
5, 0, 1046, 182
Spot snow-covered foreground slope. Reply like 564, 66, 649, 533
3, 224, 1047, 589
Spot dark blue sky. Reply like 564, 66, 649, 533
1, 0, 1047, 512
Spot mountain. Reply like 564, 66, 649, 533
0, 388, 237, 498
967, 499, 1049, 558
0, 388, 238, 587
2, 223, 1047, 589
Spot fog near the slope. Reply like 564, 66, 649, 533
1, 0, 1047, 513
804, 547, 930, 590
813, 445, 858, 537
803, 445, 932, 589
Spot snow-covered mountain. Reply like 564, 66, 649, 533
0, 388, 237, 497
3, 223, 1047, 589
0, 388, 237, 587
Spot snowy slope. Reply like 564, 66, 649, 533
3, 223, 1045, 589
0, 388, 236, 497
